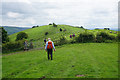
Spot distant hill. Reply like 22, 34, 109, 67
1, 26, 30, 35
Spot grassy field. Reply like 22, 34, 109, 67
2, 43, 118, 78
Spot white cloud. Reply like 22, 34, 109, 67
1, 0, 118, 28
7, 12, 23, 18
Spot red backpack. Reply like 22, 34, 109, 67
47, 41, 53, 49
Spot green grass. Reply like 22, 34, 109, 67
2, 43, 118, 78
9, 25, 85, 48
9, 25, 118, 49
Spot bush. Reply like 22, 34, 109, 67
76, 32, 95, 43
45, 32, 48, 35
53, 23, 57, 27
16, 32, 28, 41
60, 28, 62, 31
49, 23, 52, 25
95, 35, 104, 43
1, 27, 9, 43
2, 40, 25, 53
97, 32, 115, 40
116, 34, 120, 42
54, 36, 67, 46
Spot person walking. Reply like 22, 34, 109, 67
45, 38, 55, 60
44, 38, 47, 47
44, 38, 47, 44
24, 40, 28, 51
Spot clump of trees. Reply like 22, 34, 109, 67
16, 32, 28, 41
97, 32, 115, 40
2, 40, 25, 53
32, 25, 39, 28
49, 23, 52, 25
1, 27, 9, 43
53, 23, 57, 27
75, 32, 95, 43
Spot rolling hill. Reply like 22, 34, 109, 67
9, 25, 85, 48
2, 24, 118, 78
9, 24, 118, 48
1, 26, 30, 35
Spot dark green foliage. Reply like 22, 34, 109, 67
2, 40, 25, 53
32, 25, 39, 28
49, 23, 52, 25
116, 34, 120, 41
60, 28, 62, 31
104, 28, 110, 30
32, 26, 36, 28
80, 26, 84, 28
53, 23, 57, 27
45, 32, 48, 35
95, 35, 104, 43
1, 27, 9, 43
97, 32, 115, 40
76, 32, 95, 43
16, 32, 28, 41
54, 36, 67, 46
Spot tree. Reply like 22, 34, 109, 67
1, 27, 9, 43
53, 23, 57, 27
16, 32, 28, 41
80, 26, 84, 28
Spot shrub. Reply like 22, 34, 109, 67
1, 27, 9, 43
76, 32, 95, 43
80, 26, 84, 29
16, 32, 28, 41
60, 28, 62, 31
53, 23, 57, 27
116, 34, 120, 42
97, 32, 115, 40
32, 26, 36, 28
54, 36, 67, 46
49, 23, 52, 25
45, 32, 48, 35
95, 35, 104, 43
2, 40, 25, 53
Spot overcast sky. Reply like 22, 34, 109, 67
0, 0, 119, 29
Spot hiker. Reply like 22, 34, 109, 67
44, 38, 47, 46
73, 34, 75, 37
44, 38, 47, 44
70, 35, 72, 38
29, 42, 33, 49
45, 38, 55, 60
24, 40, 28, 51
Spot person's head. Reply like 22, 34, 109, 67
48, 38, 51, 41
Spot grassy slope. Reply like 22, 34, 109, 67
9, 25, 85, 48
9, 25, 118, 48
2, 43, 118, 78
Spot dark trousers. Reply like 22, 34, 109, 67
47, 49, 53, 60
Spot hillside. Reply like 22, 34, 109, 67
9, 25, 85, 48
1, 26, 29, 35
2, 43, 118, 78
9, 24, 118, 49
